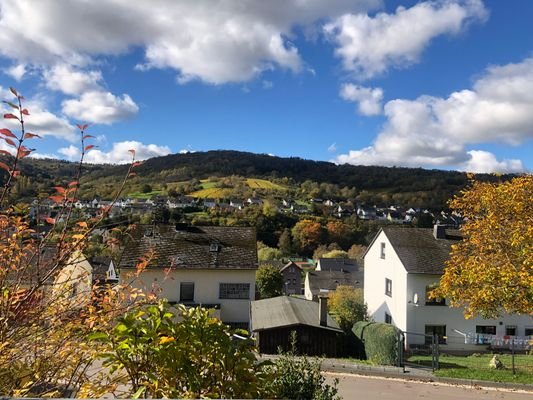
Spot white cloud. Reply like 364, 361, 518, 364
43, 64, 102, 96
340, 83, 383, 115
336, 58, 533, 173
0, 87, 77, 141
61, 91, 139, 124
460, 150, 524, 174
327, 142, 337, 152
58, 140, 172, 164
5, 63, 27, 81
324, 0, 487, 79
0, 0, 381, 84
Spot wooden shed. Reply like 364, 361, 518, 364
250, 296, 343, 357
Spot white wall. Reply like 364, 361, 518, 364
122, 268, 256, 323
364, 230, 408, 331
406, 273, 533, 349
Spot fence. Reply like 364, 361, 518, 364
399, 330, 533, 376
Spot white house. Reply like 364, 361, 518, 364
364, 226, 533, 351
119, 224, 258, 328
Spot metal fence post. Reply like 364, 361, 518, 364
511, 338, 516, 375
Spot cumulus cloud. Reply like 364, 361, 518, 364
0, 0, 381, 84
460, 150, 524, 174
61, 91, 139, 124
58, 140, 172, 164
0, 86, 77, 141
325, 0, 487, 79
340, 83, 383, 115
335, 58, 533, 173
43, 64, 102, 96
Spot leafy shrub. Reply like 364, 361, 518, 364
352, 321, 400, 365
89, 300, 267, 398
265, 333, 341, 400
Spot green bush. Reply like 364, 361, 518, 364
352, 321, 400, 365
264, 333, 341, 400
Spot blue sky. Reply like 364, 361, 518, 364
0, 0, 531, 173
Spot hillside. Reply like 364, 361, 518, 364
2, 150, 512, 208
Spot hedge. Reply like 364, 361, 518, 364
352, 321, 400, 365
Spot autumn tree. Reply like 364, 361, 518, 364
291, 219, 323, 255
0, 88, 144, 397
326, 220, 352, 249
256, 264, 283, 298
328, 286, 367, 331
435, 176, 533, 318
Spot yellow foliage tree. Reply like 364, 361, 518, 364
435, 175, 533, 319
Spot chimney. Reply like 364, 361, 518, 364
433, 224, 446, 240
318, 295, 328, 327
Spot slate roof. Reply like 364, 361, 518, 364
251, 296, 342, 333
89, 256, 116, 282
317, 258, 358, 273
119, 224, 258, 270
382, 227, 461, 274
307, 270, 363, 295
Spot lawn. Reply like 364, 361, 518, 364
408, 354, 533, 384
127, 190, 165, 199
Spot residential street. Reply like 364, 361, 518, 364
325, 373, 533, 400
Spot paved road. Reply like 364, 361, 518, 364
325, 373, 533, 400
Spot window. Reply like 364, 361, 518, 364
525, 328, 533, 336
425, 325, 446, 344
385, 312, 392, 324
219, 283, 250, 299
180, 282, 195, 302
425, 285, 445, 306
475, 325, 496, 345
380, 242, 386, 259
476, 325, 496, 335
385, 278, 392, 297
505, 326, 517, 336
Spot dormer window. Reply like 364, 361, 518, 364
210, 243, 221, 252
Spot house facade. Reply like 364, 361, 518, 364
280, 261, 303, 295
119, 224, 258, 327
364, 226, 533, 351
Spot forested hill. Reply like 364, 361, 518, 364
4, 150, 512, 208
94, 150, 502, 191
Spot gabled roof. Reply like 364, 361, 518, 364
119, 224, 258, 270
307, 270, 362, 294
381, 227, 461, 274
280, 260, 303, 273
89, 256, 117, 282
251, 296, 342, 333
317, 258, 358, 273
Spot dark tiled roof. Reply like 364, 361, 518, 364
119, 224, 258, 270
280, 261, 303, 272
382, 227, 461, 274
89, 256, 115, 282
307, 270, 363, 294
317, 258, 358, 273
251, 296, 342, 333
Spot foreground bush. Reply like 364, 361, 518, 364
88, 300, 268, 398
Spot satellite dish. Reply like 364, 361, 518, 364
413, 293, 419, 304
